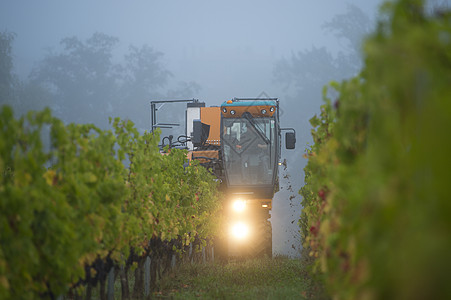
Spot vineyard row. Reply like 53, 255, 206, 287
0, 107, 222, 299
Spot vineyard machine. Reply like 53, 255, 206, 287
151, 98, 296, 258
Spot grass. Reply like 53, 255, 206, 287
153, 256, 310, 299
77, 254, 328, 299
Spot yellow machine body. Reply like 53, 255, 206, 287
151, 98, 295, 259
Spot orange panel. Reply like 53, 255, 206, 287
221, 105, 276, 118
192, 150, 219, 164
200, 107, 221, 146
192, 150, 219, 159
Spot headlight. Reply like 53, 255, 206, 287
232, 199, 246, 213
230, 222, 249, 240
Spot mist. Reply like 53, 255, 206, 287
1, 0, 385, 256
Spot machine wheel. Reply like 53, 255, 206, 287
214, 235, 229, 263
248, 219, 272, 258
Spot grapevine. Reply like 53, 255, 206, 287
0, 107, 221, 299
300, 1, 451, 299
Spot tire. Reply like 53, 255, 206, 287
214, 235, 229, 263
247, 219, 272, 258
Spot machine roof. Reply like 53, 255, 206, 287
221, 100, 277, 107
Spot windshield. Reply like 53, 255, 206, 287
222, 117, 276, 186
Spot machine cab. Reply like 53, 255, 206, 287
221, 99, 281, 198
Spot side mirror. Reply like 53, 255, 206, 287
285, 132, 296, 149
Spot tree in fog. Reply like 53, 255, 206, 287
30, 33, 121, 126
272, 3, 372, 166
0, 31, 16, 103
123, 45, 171, 98
274, 4, 371, 105
322, 3, 372, 71
29, 32, 200, 130
0, 31, 53, 115
13, 81, 55, 115
270, 5, 372, 242
119, 46, 201, 130
165, 81, 201, 99
117, 45, 172, 130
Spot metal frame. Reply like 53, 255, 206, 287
150, 99, 199, 132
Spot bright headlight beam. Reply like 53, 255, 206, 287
232, 200, 246, 212
230, 222, 249, 240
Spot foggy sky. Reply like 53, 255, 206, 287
1, 0, 385, 256
1, 0, 382, 103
